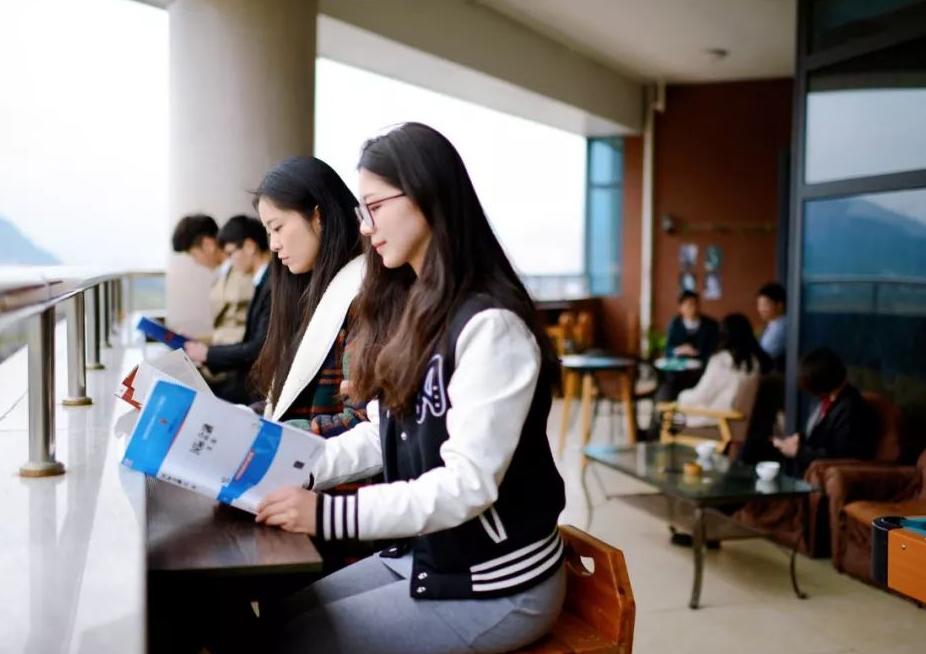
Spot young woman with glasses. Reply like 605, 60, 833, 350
256, 123, 567, 654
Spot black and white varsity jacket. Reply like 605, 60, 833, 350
309, 294, 566, 600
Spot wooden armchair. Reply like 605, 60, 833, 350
515, 525, 635, 654
656, 401, 745, 453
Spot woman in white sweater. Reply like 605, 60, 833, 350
675, 313, 770, 435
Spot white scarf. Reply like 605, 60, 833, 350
265, 255, 365, 420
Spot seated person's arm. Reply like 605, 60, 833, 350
665, 318, 686, 355
201, 296, 270, 372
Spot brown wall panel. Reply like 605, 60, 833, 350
651, 79, 792, 336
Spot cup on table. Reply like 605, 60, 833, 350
755, 461, 781, 481
694, 441, 716, 461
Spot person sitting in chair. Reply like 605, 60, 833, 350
665, 290, 719, 366
770, 347, 877, 476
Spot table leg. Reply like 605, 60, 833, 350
690, 506, 706, 609
619, 370, 637, 444
791, 499, 809, 599
557, 371, 579, 457
579, 372, 595, 451
582, 461, 594, 530
789, 542, 808, 600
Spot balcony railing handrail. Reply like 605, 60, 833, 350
0, 267, 164, 478
0, 267, 163, 332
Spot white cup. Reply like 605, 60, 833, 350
695, 441, 716, 460
756, 461, 781, 481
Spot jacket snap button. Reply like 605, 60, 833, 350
400, 432, 408, 441
417, 572, 428, 580
416, 586, 426, 594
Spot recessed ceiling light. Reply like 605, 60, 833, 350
703, 48, 729, 61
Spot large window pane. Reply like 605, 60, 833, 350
810, 0, 926, 53
805, 38, 926, 183
588, 139, 622, 185
586, 138, 622, 296
801, 188, 926, 429
587, 187, 621, 295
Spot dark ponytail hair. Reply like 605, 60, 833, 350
348, 122, 559, 414
718, 313, 770, 374
250, 156, 362, 407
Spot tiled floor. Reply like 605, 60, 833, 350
549, 401, 926, 654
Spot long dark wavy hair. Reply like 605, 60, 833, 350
718, 313, 771, 374
250, 156, 363, 407
349, 122, 559, 415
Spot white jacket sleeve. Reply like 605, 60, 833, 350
309, 400, 384, 491
316, 309, 540, 542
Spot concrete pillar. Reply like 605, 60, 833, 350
167, 0, 317, 335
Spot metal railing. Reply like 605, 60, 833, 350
0, 269, 164, 477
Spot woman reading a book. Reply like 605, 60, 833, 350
255, 123, 567, 654
250, 156, 367, 436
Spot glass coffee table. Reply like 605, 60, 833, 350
583, 442, 816, 608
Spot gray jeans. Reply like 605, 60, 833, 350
269, 553, 566, 654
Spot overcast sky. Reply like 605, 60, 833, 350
0, 0, 168, 269
0, 0, 586, 276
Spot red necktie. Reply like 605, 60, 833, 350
819, 396, 834, 419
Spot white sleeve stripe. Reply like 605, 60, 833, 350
346, 495, 357, 539
322, 495, 333, 539
333, 496, 344, 540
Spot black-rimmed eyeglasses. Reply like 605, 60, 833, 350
355, 193, 405, 229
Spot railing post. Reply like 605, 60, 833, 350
114, 278, 123, 328
86, 286, 104, 370
63, 293, 92, 407
125, 274, 135, 324
102, 281, 112, 348
19, 308, 65, 478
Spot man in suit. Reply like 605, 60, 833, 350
171, 213, 254, 345
772, 347, 877, 476
184, 215, 272, 405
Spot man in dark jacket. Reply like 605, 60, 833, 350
183, 215, 272, 404
665, 290, 719, 366
772, 347, 877, 476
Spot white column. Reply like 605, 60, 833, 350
167, 0, 317, 335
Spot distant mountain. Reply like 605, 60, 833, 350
0, 215, 60, 265
803, 197, 926, 278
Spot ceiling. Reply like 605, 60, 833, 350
134, 0, 796, 84
477, 0, 796, 83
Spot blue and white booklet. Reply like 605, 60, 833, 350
122, 380, 325, 513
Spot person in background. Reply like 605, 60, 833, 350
771, 347, 877, 476
665, 289, 719, 366
757, 282, 787, 372
183, 215, 272, 404
670, 312, 769, 432
170, 213, 254, 345
644, 290, 720, 439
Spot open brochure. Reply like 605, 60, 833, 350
117, 348, 212, 409
136, 315, 189, 349
122, 380, 325, 513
